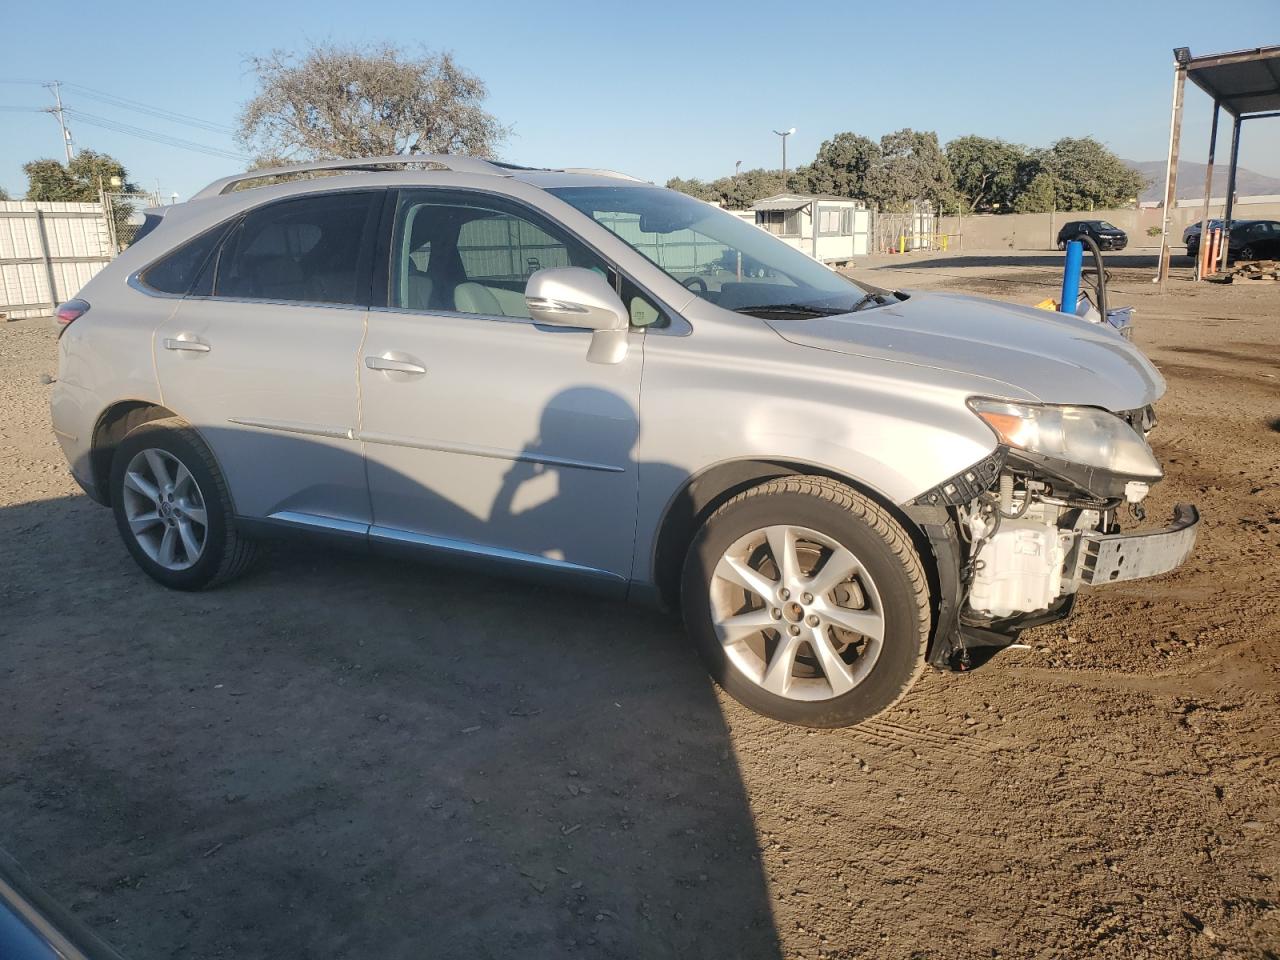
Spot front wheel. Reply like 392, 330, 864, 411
1240, 245, 1256, 261
110, 417, 258, 590
681, 477, 930, 727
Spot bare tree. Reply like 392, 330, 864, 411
237, 43, 508, 163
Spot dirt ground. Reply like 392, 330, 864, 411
1, 251, 1276, 960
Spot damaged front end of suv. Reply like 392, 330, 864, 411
905, 399, 1200, 670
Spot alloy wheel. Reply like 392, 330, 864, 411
707, 524, 884, 701
120, 448, 208, 571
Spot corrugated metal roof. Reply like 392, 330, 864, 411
751, 194, 866, 211
1186, 46, 1280, 116
752, 196, 811, 211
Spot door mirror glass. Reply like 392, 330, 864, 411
525, 267, 629, 364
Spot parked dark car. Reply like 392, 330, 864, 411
1182, 218, 1223, 251
1187, 219, 1280, 262
1057, 220, 1127, 251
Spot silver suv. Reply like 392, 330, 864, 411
51, 155, 1199, 727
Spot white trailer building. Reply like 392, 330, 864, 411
748, 194, 871, 264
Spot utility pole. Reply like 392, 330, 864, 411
1157, 47, 1190, 289
44, 81, 74, 164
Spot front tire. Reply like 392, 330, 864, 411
681, 477, 930, 727
1240, 245, 1256, 261
110, 417, 258, 590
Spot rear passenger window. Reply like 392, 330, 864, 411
214, 192, 376, 305
139, 225, 227, 295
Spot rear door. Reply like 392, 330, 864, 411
154, 189, 380, 525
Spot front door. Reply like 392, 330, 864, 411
154, 189, 380, 524
358, 189, 644, 587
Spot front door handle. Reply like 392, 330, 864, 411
365, 356, 427, 375
163, 336, 210, 353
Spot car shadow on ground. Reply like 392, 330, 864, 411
0, 398, 784, 958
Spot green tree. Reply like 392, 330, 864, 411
717, 168, 788, 207
238, 42, 507, 162
946, 135, 1027, 213
805, 132, 880, 199
865, 128, 953, 211
23, 150, 136, 201
665, 176, 717, 202
0, 186, 10, 201
1012, 171, 1058, 213
666, 168, 788, 209
1028, 138, 1146, 210
23, 159, 79, 201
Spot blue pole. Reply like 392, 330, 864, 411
1060, 240, 1082, 313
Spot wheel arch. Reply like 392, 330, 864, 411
649, 457, 940, 615
89, 400, 181, 504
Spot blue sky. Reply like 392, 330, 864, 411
1, 0, 1276, 200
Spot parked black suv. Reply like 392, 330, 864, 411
1186, 219, 1280, 262
1057, 220, 1127, 251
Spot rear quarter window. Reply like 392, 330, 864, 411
138, 225, 228, 295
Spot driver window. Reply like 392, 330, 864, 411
390, 191, 659, 327
391, 192, 609, 320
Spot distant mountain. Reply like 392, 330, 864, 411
1125, 159, 1280, 202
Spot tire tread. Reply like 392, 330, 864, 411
701, 475, 931, 720
119, 416, 258, 589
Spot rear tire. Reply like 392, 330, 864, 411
1240, 245, 1256, 261
681, 476, 930, 727
109, 417, 258, 590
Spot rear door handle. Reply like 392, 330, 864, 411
365, 356, 427, 375
163, 336, 210, 353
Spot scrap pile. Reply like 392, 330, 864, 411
1211, 260, 1280, 283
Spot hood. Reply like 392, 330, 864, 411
766, 291, 1165, 411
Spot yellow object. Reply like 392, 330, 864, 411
1034, 297, 1059, 311
898, 235, 906, 254
941, 234, 948, 251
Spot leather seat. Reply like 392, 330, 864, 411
405, 270, 434, 310
453, 281, 504, 316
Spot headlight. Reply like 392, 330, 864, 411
968, 398, 1162, 479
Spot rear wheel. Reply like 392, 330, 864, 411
1240, 244, 1256, 261
681, 476, 930, 727
110, 417, 257, 590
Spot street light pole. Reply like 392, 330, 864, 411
773, 128, 795, 191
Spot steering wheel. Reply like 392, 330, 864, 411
682, 276, 708, 294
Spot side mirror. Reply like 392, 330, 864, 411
525, 267, 629, 364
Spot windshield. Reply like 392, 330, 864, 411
549, 185, 879, 318
1097, 221, 1117, 230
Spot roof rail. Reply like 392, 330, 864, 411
560, 168, 648, 183
190, 154, 510, 201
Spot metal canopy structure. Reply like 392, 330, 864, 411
1156, 45, 1280, 286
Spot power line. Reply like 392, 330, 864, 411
64, 109, 248, 161
62, 82, 236, 135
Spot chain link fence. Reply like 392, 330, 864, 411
103, 191, 165, 251
873, 203, 939, 253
